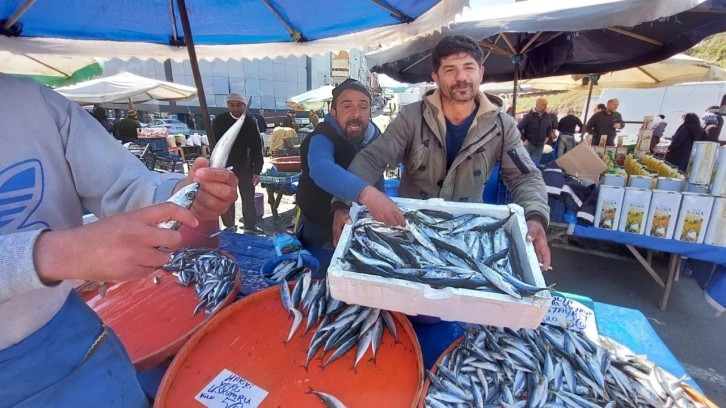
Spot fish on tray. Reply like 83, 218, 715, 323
278, 272, 399, 372
340, 208, 551, 300
424, 324, 704, 408
162, 248, 237, 317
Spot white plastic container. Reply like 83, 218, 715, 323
618, 188, 652, 235
327, 198, 551, 330
601, 174, 626, 188
709, 146, 726, 197
628, 175, 654, 190
674, 193, 715, 244
705, 197, 726, 247
644, 190, 682, 239
656, 177, 683, 192
686, 141, 719, 185
594, 185, 625, 231
683, 182, 710, 194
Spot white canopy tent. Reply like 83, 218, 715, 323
55, 72, 198, 104
505, 54, 726, 91
286, 85, 334, 111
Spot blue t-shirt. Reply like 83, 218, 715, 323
445, 104, 478, 169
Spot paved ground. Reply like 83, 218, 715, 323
546, 237, 726, 405
229, 165, 725, 405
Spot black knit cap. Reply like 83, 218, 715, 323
332, 78, 371, 108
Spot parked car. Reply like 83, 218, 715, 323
147, 118, 190, 136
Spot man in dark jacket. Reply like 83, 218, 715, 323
212, 93, 264, 233
557, 109, 583, 157
585, 99, 624, 146
254, 109, 267, 134
517, 98, 552, 162
297, 79, 381, 267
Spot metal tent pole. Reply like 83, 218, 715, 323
176, 0, 216, 146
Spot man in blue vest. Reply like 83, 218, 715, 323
296, 79, 382, 270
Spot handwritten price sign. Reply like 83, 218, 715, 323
195, 369, 268, 408
542, 295, 598, 341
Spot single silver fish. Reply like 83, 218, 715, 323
157, 182, 199, 230
208, 97, 251, 169
285, 308, 303, 343
307, 387, 348, 408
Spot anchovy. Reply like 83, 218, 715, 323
162, 249, 237, 316
209, 99, 250, 168
425, 324, 703, 408
285, 308, 303, 343
307, 387, 348, 408
157, 183, 199, 230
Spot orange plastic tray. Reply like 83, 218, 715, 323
155, 284, 424, 408
417, 335, 464, 407
417, 336, 719, 408
87, 265, 240, 372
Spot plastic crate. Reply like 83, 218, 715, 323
259, 170, 300, 185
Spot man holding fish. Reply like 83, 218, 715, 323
332, 35, 552, 271
0, 74, 238, 406
296, 78, 384, 269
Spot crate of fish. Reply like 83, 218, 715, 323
327, 197, 551, 330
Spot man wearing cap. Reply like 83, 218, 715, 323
332, 35, 551, 271
296, 79, 382, 268
118, 102, 141, 144
212, 93, 264, 233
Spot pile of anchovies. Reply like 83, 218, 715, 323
264, 251, 313, 282
162, 248, 237, 317
424, 324, 704, 408
277, 272, 399, 371
340, 208, 549, 300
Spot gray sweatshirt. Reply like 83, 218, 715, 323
0, 75, 185, 349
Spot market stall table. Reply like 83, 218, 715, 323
259, 170, 299, 218
568, 224, 726, 310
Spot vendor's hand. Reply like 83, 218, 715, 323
613, 123, 622, 129
34, 203, 198, 285
522, 139, 530, 145
358, 186, 405, 227
332, 209, 352, 247
252, 174, 260, 186
526, 219, 551, 272
177, 157, 238, 220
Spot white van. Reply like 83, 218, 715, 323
593, 81, 726, 142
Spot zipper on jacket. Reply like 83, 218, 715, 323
507, 148, 531, 175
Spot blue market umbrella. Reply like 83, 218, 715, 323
367, 0, 726, 112
0, 0, 467, 141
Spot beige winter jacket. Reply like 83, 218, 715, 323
347, 89, 550, 225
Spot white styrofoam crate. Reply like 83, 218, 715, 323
327, 197, 552, 330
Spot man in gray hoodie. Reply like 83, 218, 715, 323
0, 74, 238, 406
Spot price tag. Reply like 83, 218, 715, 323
542, 295, 598, 341
195, 369, 268, 408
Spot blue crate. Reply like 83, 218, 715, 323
548, 195, 566, 223
135, 138, 169, 153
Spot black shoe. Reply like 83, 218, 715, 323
244, 226, 264, 235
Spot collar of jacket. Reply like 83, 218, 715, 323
422, 89, 502, 145
321, 113, 381, 148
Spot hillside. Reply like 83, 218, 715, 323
684, 32, 726, 68
511, 33, 726, 115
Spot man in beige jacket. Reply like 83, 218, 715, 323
332, 35, 551, 270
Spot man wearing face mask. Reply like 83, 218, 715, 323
332, 35, 551, 272
296, 79, 382, 268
